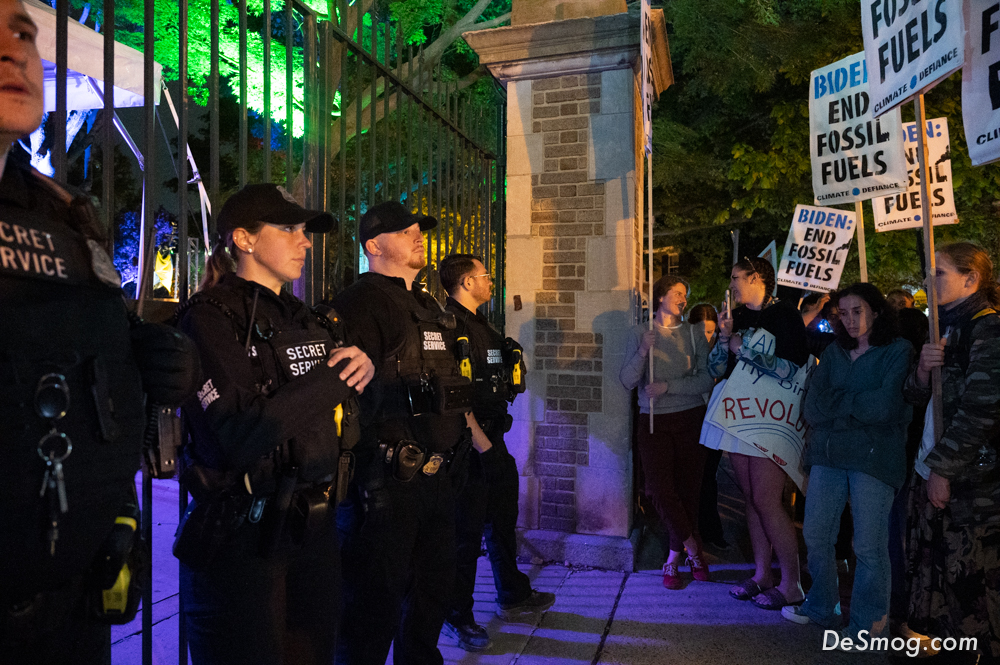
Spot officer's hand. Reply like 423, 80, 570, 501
327, 346, 375, 393
131, 322, 202, 405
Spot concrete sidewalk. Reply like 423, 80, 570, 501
111, 458, 865, 665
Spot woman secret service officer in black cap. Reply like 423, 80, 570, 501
173, 184, 373, 665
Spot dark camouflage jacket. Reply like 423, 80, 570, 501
903, 292, 1000, 526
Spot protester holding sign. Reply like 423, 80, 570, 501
902, 243, 1000, 664
701, 257, 809, 610
782, 284, 912, 649
620, 276, 715, 590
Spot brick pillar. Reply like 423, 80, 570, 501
464, 0, 672, 569
530, 74, 606, 532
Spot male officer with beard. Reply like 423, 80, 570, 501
0, 2, 198, 662
331, 202, 473, 665
438, 254, 554, 651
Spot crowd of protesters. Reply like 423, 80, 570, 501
621, 242, 1000, 663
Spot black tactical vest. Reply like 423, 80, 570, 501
369, 282, 471, 453
448, 298, 526, 420
0, 161, 144, 595
177, 278, 359, 487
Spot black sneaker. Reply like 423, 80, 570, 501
443, 620, 491, 652
496, 590, 556, 621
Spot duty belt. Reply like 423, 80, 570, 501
377, 439, 462, 481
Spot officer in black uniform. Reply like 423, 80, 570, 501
438, 254, 555, 651
1, 2, 198, 662
331, 202, 473, 665
174, 184, 372, 665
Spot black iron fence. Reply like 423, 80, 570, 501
41, 0, 506, 321
37, 2, 506, 663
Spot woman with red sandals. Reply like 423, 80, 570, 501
621, 276, 715, 589
701, 257, 810, 610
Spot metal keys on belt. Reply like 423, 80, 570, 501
34, 373, 72, 556
38, 430, 72, 555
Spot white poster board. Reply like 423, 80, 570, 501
810, 51, 908, 205
962, 0, 1000, 166
708, 329, 815, 492
640, 0, 653, 156
861, 0, 965, 118
873, 118, 958, 231
777, 205, 856, 293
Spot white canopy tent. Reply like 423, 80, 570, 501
22, 0, 211, 293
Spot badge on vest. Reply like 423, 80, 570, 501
487, 348, 502, 364
87, 239, 122, 288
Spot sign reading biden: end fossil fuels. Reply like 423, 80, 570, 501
810, 51, 907, 205
777, 205, 857, 293
862, 0, 965, 118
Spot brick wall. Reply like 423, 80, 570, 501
529, 74, 606, 532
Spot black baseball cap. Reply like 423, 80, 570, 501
217, 184, 336, 237
359, 201, 437, 246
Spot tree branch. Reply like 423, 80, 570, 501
471, 12, 511, 31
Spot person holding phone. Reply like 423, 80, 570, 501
701, 257, 810, 610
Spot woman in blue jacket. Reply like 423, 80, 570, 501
784, 283, 912, 647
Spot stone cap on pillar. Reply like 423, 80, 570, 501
463, 0, 672, 94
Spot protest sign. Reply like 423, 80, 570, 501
777, 205, 856, 293
962, 0, 1000, 166
708, 329, 815, 492
810, 51, 908, 205
861, 0, 965, 118
873, 118, 957, 231
640, 0, 653, 156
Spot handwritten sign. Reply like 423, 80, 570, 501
709, 329, 815, 491
810, 51, 908, 205
777, 205, 856, 293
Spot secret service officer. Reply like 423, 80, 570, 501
438, 254, 555, 652
174, 184, 373, 665
0, 1, 198, 662
331, 201, 473, 665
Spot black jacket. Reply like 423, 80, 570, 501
446, 297, 510, 422
331, 272, 468, 453
177, 273, 355, 483
0, 155, 144, 594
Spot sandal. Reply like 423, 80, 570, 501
751, 587, 804, 611
729, 578, 769, 601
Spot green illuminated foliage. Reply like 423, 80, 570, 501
654, 0, 1000, 302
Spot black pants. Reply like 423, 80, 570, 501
335, 463, 457, 665
450, 435, 531, 624
0, 582, 111, 665
180, 515, 341, 665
